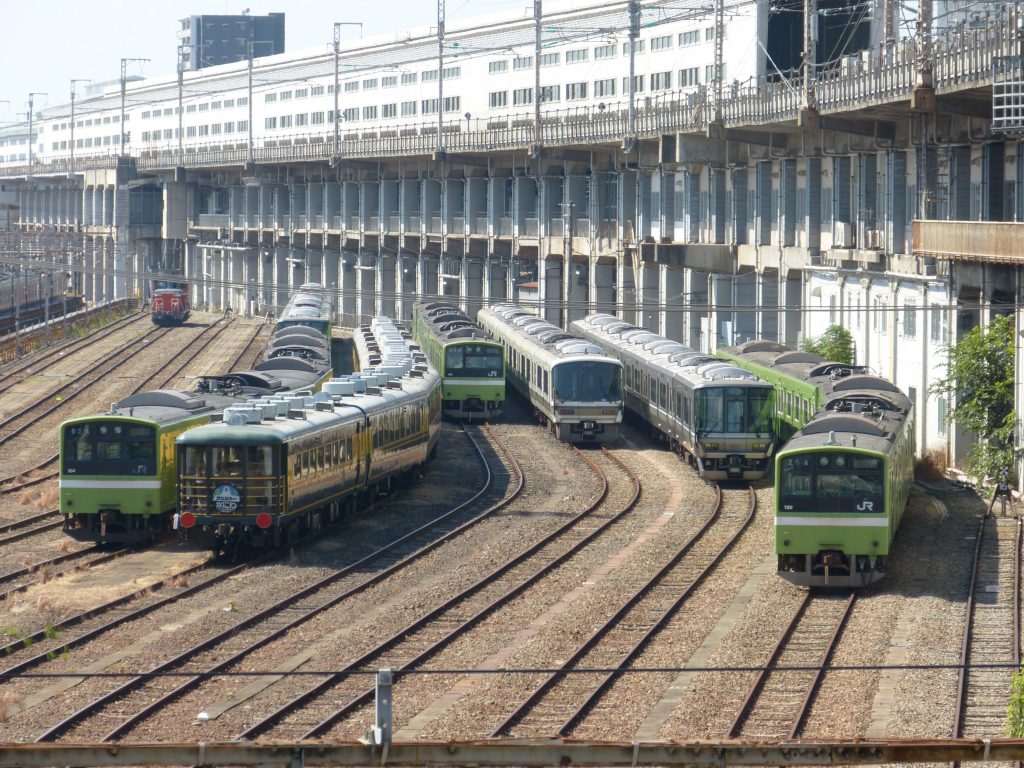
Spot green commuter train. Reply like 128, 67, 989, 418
719, 341, 915, 587
411, 301, 505, 419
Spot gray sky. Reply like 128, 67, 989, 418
0, 1, 533, 124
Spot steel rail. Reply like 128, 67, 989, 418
0, 326, 173, 448
0, 463, 58, 495
0, 517, 62, 546
952, 508, 991, 746
0, 508, 59, 537
0, 547, 131, 601
279, 443, 636, 741
491, 483, 755, 738
0, 310, 147, 396
725, 591, 856, 739
34, 423, 517, 742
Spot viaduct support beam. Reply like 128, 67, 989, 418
0, 738, 1020, 767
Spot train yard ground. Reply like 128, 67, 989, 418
0, 318, 1009, 749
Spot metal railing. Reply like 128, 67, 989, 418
3, 9, 1019, 180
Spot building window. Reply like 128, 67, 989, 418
874, 298, 887, 332
211, 101, 222, 110
421, 98, 438, 114
238, 119, 248, 132
294, 88, 308, 99
311, 112, 324, 125
594, 79, 615, 98
265, 93, 277, 103
489, 61, 508, 74
422, 69, 438, 82
705, 26, 716, 40
622, 75, 645, 93
489, 91, 508, 108
442, 96, 460, 112
265, 117, 277, 129
705, 63, 726, 81
513, 88, 533, 105
566, 82, 587, 100
829, 295, 837, 324
651, 71, 672, 90
903, 301, 917, 338
141, 111, 151, 120
280, 115, 292, 128
594, 43, 616, 60
344, 81, 359, 93
513, 56, 533, 70
930, 304, 948, 342
401, 101, 417, 116
362, 106, 377, 120
198, 125, 209, 136
679, 67, 699, 86
540, 85, 561, 103
442, 66, 461, 79
342, 107, 359, 122
295, 113, 307, 127
237, 97, 248, 106
382, 76, 397, 88
186, 126, 197, 137
363, 78, 378, 90
310, 86, 324, 97
540, 52, 560, 67
566, 49, 588, 64
382, 103, 396, 118
198, 103, 209, 112
224, 121, 235, 133
210, 124, 221, 135
280, 90, 292, 100
141, 131, 150, 142
623, 40, 645, 55
401, 72, 417, 85
651, 35, 673, 51
937, 396, 948, 435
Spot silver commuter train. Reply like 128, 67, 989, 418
176, 316, 441, 551
477, 304, 622, 443
571, 314, 775, 480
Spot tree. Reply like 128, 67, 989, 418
800, 325, 855, 364
930, 313, 1016, 483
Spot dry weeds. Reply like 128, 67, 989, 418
916, 447, 948, 482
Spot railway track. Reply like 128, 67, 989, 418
226, 319, 270, 371
726, 591, 856, 739
19, 424, 514, 741
226, 441, 637, 742
0, 510, 61, 544
491, 481, 755, 738
953, 506, 1021, 752
0, 311, 147, 396
0, 326, 174, 450
0, 546, 131, 602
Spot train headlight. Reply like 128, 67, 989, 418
783, 539, 790, 546
873, 540, 879, 548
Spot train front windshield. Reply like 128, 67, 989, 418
696, 387, 773, 435
445, 343, 503, 378
179, 444, 278, 515
553, 360, 622, 403
778, 452, 885, 513
62, 421, 156, 476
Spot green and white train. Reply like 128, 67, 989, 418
719, 341, 915, 587
411, 301, 505, 419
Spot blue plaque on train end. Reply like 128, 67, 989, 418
213, 484, 241, 512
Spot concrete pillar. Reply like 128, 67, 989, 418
593, 259, 616, 317
381, 253, 397, 318
639, 260, 659, 331
340, 251, 356, 324
102, 238, 114, 301
662, 265, 685, 341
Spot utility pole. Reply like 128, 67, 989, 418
533, 0, 542, 156
714, 0, 724, 121
177, 46, 187, 166
69, 80, 89, 174
247, 37, 255, 166
626, 0, 639, 152
802, 0, 817, 110
27, 92, 47, 180
119, 58, 149, 157
437, 0, 446, 152
917, 0, 934, 88
332, 22, 362, 165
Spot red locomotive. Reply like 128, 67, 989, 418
150, 281, 190, 326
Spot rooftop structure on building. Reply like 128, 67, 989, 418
177, 12, 285, 72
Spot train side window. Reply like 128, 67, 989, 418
292, 455, 300, 479
317, 446, 324, 470
543, 370, 549, 395
346, 437, 353, 461
301, 451, 309, 478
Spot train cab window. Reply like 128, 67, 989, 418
182, 446, 207, 476
247, 446, 273, 476
63, 422, 157, 476
211, 446, 244, 477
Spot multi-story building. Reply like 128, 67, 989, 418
2, 0, 1023, 482
177, 12, 285, 71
